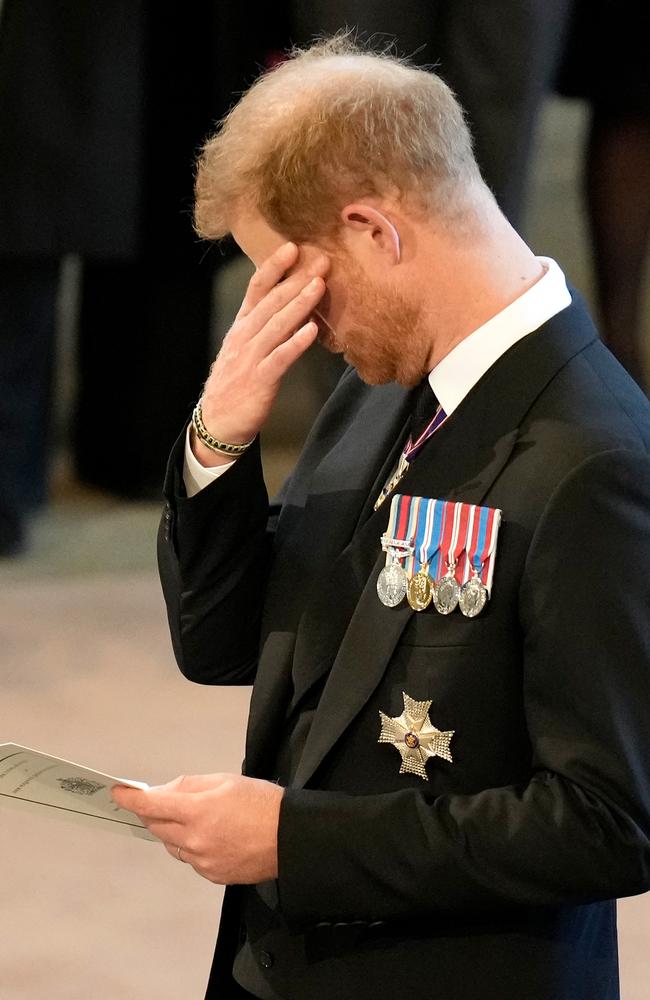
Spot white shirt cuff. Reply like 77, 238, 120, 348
183, 425, 236, 498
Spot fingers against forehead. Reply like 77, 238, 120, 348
238, 242, 298, 318
250, 277, 325, 360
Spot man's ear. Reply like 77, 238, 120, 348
340, 204, 401, 263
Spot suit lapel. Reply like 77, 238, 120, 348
244, 379, 411, 777
292, 301, 599, 789
284, 396, 412, 717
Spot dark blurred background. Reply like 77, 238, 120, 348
0, 3, 648, 996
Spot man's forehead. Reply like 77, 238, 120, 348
229, 208, 285, 267
229, 207, 330, 269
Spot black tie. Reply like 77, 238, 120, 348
409, 379, 439, 441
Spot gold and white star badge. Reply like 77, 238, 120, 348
378, 692, 454, 781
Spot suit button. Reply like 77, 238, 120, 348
259, 950, 274, 970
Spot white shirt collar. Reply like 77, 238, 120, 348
428, 257, 572, 416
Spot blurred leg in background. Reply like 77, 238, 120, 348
0, 0, 289, 549
0, 259, 58, 554
556, 0, 650, 390
0, 0, 146, 551
585, 111, 650, 389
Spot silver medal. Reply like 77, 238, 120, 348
459, 575, 488, 618
433, 572, 460, 615
377, 562, 408, 607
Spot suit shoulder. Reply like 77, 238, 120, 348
524, 339, 650, 463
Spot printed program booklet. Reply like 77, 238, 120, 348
0, 743, 156, 840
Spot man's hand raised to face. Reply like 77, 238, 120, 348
193, 242, 330, 468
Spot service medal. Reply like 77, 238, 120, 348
407, 566, 434, 611
405, 498, 442, 612
377, 561, 408, 607
431, 501, 472, 615
377, 496, 418, 608
459, 574, 488, 617
457, 503, 501, 617
433, 572, 460, 614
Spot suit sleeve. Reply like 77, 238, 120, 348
277, 448, 650, 926
157, 428, 276, 685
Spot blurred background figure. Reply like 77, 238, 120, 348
0, 0, 287, 556
0, 2, 145, 555
555, 0, 650, 390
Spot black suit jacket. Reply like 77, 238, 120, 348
159, 295, 650, 1000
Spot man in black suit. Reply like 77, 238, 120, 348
114, 37, 650, 1000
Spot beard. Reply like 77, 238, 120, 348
320, 256, 432, 387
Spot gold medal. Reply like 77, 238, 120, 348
407, 563, 434, 611
405, 499, 441, 612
